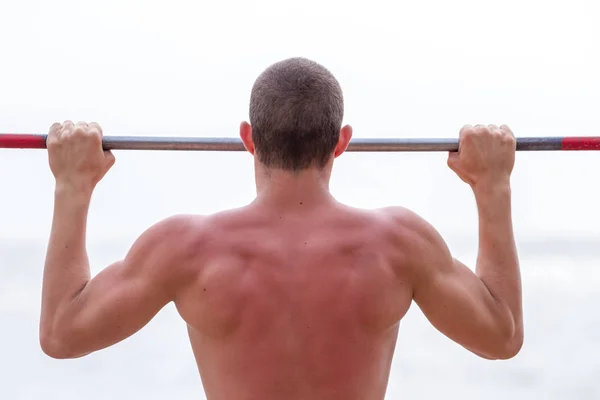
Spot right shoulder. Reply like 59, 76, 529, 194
376, 206, 439, 242
375, 206, 452, 279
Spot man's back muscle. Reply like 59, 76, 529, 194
173, 202, 414, 400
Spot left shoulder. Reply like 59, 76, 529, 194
120, 214, 211, 296
126, 214, 208, 270
134, 214, 204, 248
147, 213, 204, 235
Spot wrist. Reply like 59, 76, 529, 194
472, 180, 512, 219
54, 181, 94, 202
472, 179, 511, 198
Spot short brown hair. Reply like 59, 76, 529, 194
249, 58, 344, 171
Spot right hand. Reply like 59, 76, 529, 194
447, 124, 516, 189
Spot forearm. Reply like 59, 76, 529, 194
40, 184, 93, 336
473, 181, 522, 340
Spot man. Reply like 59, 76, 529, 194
39, 57, 522, 399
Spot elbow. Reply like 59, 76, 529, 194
483, 342, 522, 361
473, 322, 524, 360
39, 327, 79, 359
496, 317, 524, 360
483, 328, 524, 360
496, 332, 524, 360
40, 333, 68, 359
486, 308, 524, 360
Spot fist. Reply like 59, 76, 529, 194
447, 124, 516, 188
47, 121, 115, 191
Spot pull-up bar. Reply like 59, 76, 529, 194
1, 134, 600, 152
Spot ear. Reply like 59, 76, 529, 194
334, 124, 353, 158
239, 121, 255, 155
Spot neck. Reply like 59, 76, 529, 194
253, 164, 335, 209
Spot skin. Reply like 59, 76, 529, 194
39, 120, 522, 399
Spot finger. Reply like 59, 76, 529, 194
473, 124, 487, 134
499, 124, 514, 136
459, 124, 473, 134
89, 122, 103, 136
459, 124, 473, 139
88, 123, 102, 139
487, 124, 499, 132
74, 121, 89, 135
62, 120, 74, 135
48, 122, 62, 138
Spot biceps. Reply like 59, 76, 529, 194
413, 259, 508, 355
59, 262, 171, 356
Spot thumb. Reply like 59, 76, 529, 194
104, 150, 116, 169
447, 151, 460, 172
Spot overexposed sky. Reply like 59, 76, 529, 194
1, 0, 599, 245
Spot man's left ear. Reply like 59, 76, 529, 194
239, 121, 255, 155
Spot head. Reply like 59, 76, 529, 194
240, 57, 352, 174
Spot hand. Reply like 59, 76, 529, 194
47, 121, 115, 192
447, 124, 516, 190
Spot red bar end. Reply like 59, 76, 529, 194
561, 137, 600, 151
0, 134, 47, 149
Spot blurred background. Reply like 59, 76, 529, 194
1, 0, 599, 398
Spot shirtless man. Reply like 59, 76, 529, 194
39, 57, 523, 399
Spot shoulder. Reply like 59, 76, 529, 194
324, 204, 432, 242
120, 214, 213, 290
133, 208, 252, 258
375, 206, 437, 240
375, 206, 451, 270
137, 214, 207, 246
126, 214, 210, 268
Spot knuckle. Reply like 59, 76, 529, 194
460, 125, 473, 134
72, 126, 86, 136
504, 134, 516, 144
91, 133, 103, 146
474, 125, 489, 135
89, 127, 101, 136
462, 127, 475, 136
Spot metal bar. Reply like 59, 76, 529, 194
1, 133, 600, 152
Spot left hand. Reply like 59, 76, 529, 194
447, 124, 516, 190
47, 121, 115, 192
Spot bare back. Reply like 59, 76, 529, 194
38, 111, 522, 398
174, 202, 413, 400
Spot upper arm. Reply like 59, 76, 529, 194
53, 214, 197, 358
385, 207, 516, 359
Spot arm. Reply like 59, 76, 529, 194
399, 125, 523, 360
40, 121, 192, 358
39, 184, 190, 359
404, 182, 522, 360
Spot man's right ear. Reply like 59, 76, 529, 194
239, 121, 255, 155
334, 124, 353, 158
